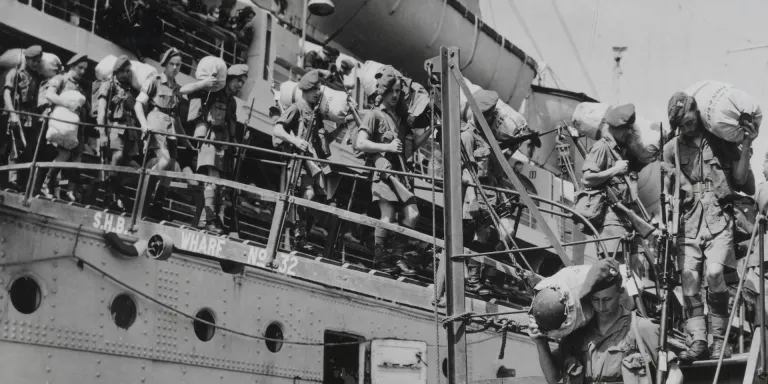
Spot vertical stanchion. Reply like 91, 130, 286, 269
23, 117, 49, 206
432, 46, 467, 384
129, 133, 154, 232
760, 217, 766, 376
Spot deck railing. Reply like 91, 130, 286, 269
16, 0, 248, 73
0, 109, 608, 282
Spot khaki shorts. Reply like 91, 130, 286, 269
146, 109, 177, 157
676, 217, 736, 271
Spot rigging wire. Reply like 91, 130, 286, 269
549, 0, 600, 99
506, 0, 563, 89
588, 0, 601, 60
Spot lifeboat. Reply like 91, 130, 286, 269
250, 0, 538, 109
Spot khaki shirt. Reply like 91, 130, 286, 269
662, 134, 740, 238
581, 134, 630, 201
98, 79, 139, 131
276, 98, 323, 148
360, 106, 407, 180
4, 67, 41, 112
141, 73, 181, 112
558, 309, 671, 383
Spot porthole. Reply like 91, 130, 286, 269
193, 309, 216, 341
265, 322, 284, 353
442, 358, 448, 377
9, 276, 41, 314
110, 293, 137, 329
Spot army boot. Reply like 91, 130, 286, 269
678, 316, 708, 362
391, 234, 418, 276
40, 173, 55, 199
373, 238, 398, 274
708, 290, 732, 359
465, 260, 491, 296
292, 221, 312, 253
199, 186, 223, 233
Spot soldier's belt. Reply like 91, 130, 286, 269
692, 181, 714, 194
152, 105, 176, 116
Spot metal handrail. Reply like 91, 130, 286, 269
1, 108, 592, 254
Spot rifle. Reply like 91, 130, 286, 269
7, 52, 28, 161
229, 97, 256, 235
655, 122, 676, 384
347, 96, 414, 203
567, 131, 656, 239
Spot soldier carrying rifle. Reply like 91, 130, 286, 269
2, 45, 44, 190
355, 66, 430, 276
580, 104, 649, 272
190, 64, 249, 233
96, 55, 140, 211
272, 69, 330, 253
460, 89, 508, 296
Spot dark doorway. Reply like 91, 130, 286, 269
324, 331, 362, 384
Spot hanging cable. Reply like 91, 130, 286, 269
588, 0, 601, 60
549, 0, 600, 99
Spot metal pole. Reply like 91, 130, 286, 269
299, 0, 308, 68
437, 46, 467, 384
129, 135, 154, 231
760, 218, 766, 376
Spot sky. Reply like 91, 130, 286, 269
479, 0, 768, 182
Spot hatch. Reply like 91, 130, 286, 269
370, 339, 428, 384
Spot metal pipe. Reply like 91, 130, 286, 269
712, 214, 763, 383
129, 136, 154, 232
452, 236, 622, 259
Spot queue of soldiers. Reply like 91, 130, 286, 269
525, 88, 764, 384
2, 45, 248, 233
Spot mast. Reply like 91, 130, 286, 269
427, 46, 468, 384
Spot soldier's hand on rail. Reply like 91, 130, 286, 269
612, 160, 629, 176
293, 138, 311, 152
386, 138, 403, 153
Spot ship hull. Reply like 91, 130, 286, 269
0, 191, 544, 383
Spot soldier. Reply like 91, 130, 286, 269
303, 46, 339, 72
272, 69, 329, 252
2, 45, 44, 190
581, 104, 645, 261
191, 64, 249, 232
529, 258, 684, 384
355, 66, 421, 275
663, 92, 756, 361
40, 53, 90, 201
135, 47, 215, 218
461, 90, 503, 295
96, 55, 140, 210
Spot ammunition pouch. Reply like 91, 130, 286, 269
573, 189, 608, 236
313, 127, 332, 159
733, 195, 758, 259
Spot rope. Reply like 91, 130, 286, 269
441, 311, 478, 327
